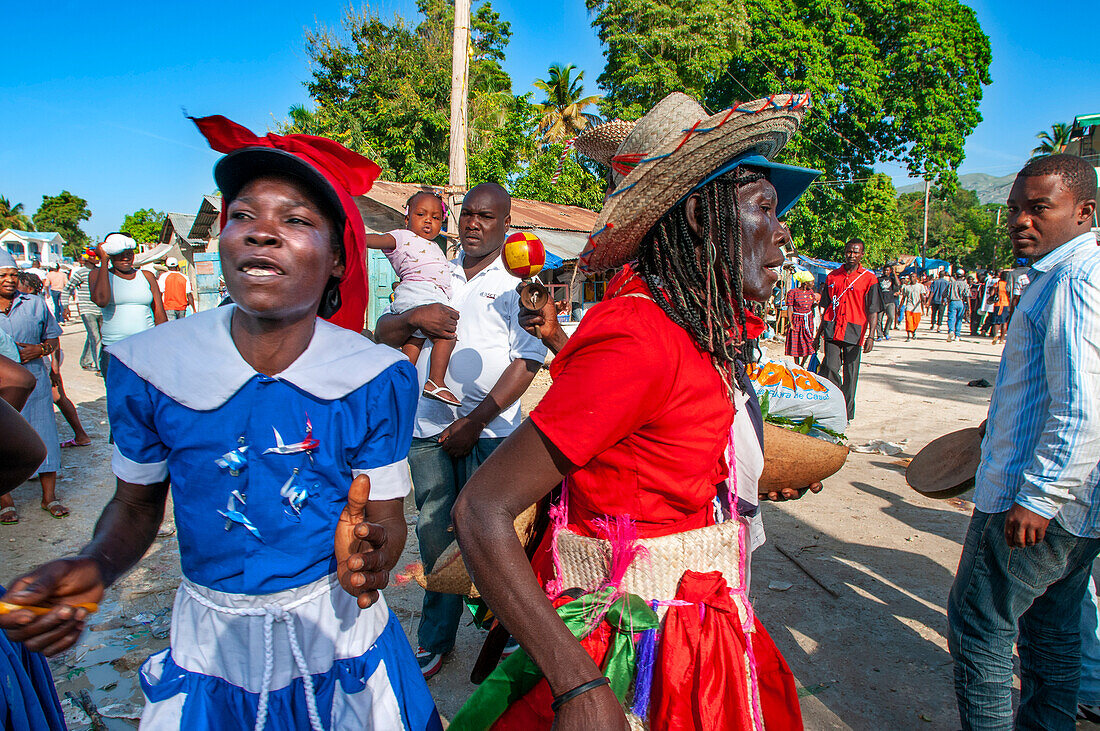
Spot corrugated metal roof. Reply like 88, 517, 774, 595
168, 213, 197, 239
357, 180, 599, 233
188, 195, 221, 240
1075, 113, 1100, 127
356, 180, 599, 261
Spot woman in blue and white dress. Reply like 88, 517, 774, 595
0, 116, 441, 730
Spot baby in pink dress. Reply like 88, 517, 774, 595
364, 191, 458, 405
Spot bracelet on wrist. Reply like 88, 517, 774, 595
550, 676, 610, 712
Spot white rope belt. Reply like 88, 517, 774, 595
182, 581, 330, 731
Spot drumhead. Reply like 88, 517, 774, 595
906, 427, 982, 498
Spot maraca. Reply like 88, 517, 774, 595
502, 231, 551, 311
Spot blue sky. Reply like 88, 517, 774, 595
1, 0, 1096, 240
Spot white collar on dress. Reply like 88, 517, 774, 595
106, 305, 406, 410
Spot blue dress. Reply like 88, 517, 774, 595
0, 293, 62, 474
0, 585, 66, 731
105, 305, 441, 731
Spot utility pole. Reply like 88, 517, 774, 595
446, 0, 471, 236
993, 207, 1001, 270
921, 178, 930, 270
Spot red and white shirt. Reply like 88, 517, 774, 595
819, 265, 882, 345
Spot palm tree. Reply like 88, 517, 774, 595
533, 64, 602, 144
0, 197, 34, 231
1032, 123, 1072, 157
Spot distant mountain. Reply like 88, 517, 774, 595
896, 172, 1016, 205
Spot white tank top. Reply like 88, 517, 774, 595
101, 271, 155, 346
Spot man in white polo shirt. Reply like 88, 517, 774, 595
375, 182, 547, 679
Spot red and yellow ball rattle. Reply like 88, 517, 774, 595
502, 231, 551, 310
502, 231, 546, 278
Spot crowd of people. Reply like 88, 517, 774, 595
772, 239, 1048, 424
867, 266, 1023, 346
0, 93, 1098, 731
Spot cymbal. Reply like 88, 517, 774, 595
906, 427, 982, 499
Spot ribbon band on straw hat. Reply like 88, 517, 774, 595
572, 92, 820, 272
190, 115, 382, 332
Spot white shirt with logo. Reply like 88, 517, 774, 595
413, 251, 548, 439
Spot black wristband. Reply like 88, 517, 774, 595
550, 676, 610, 712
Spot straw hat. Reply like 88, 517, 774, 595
409, 502, 542, 598
573, 119, 635, 168
575, 92, 818, 272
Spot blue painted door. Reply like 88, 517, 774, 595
193, 252, 223, 312
367, 249, 397, 331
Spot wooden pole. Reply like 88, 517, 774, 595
993, 207, 1001, 269
921, 178, 930, 269
446, 0, 471, 233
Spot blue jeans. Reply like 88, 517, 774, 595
409, 435, 505, 654
1080, 571, 1100, 705
947, 300, 966, 337
948, 510, 1100, 730
79, 313, 102, 371
165, 309, 187, 320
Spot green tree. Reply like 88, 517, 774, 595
1032, 122, 1072, 157
587, 0, 992, 260
512, 143, 607, 210
897, 187, 1006, 269
120, 208, 167, 244
288, 0, 515, 185
533, 64, 602, 144
0, 197, 34, 231
587, 0, 749, 121
33, 191, 91, 256
840, 174, 906, 266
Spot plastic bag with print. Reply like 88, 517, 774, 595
746, 358, 848, 438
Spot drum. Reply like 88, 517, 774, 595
759, 422, 849, 493
906, 427, 982, 498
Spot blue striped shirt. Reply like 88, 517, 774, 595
975, 231, 1100, 536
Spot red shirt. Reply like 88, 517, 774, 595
160, 271, 189, 310
530, 273, 734, 541
820, 266, 880, 344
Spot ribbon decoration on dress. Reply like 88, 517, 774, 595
264, 417, 319, 456
278, 468, 311, 520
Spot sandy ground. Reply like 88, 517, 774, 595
0, 319, 1092, 729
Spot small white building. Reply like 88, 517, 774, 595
0, 229, 67, 265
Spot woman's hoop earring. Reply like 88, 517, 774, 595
318, 277, 342, 318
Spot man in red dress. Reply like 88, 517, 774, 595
815, 239, 882, 421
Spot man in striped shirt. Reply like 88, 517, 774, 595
66, 250, 102, 373
948, 154, 1100, 730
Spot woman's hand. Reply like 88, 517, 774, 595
0, 557, 105, 656
761, 481, 823, 502
335, 475, 391, 609
552, 685, 630, 730
517, 285, 569, 354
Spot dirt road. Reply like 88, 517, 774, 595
0, 320, 1080, 729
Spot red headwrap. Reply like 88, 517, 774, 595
191, 115, 381, 332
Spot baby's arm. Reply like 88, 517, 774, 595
363, 232, 397, 251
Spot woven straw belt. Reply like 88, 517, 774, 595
554, 520, 749, 621
556, 521, 760, 731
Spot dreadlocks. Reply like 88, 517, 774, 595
634, 167, 766, 397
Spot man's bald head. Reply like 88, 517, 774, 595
459, 182, 512, 258
465, 182, 511, 216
